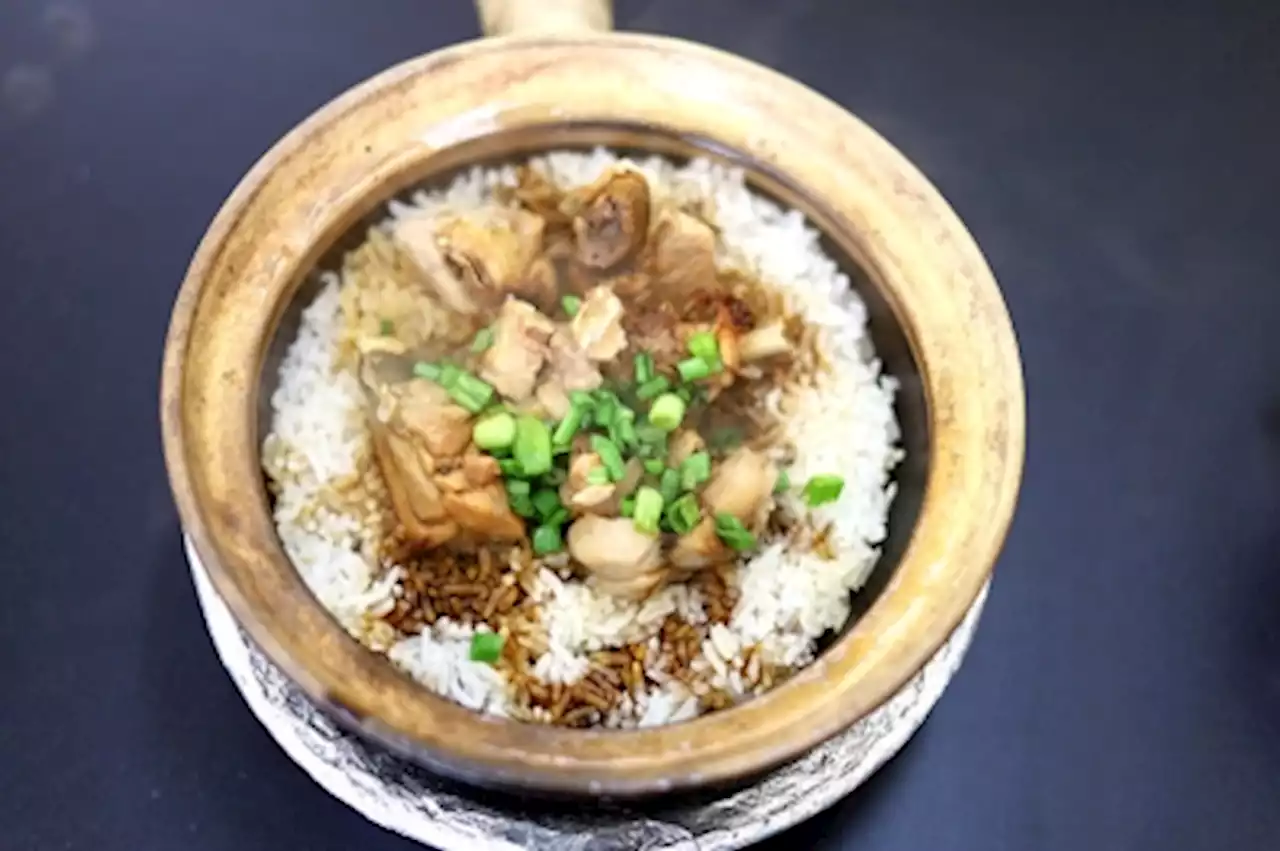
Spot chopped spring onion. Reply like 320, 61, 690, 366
469, 631, 505, 663
438, 363, 462, 389
585, 466, 611, 486
590, 435, 626, 481
648, 393, 686, 431
676, 357, 713, 382
687, 330, 720, 362
634, 352, 655, 384
448, 372, 495, 413
680, 451, 712, 490
612, 410, 638, 448
636, 375, 671, 400
552, 404, 584, 446
633, 486, 663, 534
666, 493, 701, 535
643, 458, 666, 476
659, 468, 682, 504
498, 458, 526, 478
504, 479, 531, 497
509, 494, 537, 518
561, 294, 582, 317
473, 412, 516, 451
569, 390, 595, 409
774, 469, 791, 493
803, 474, 845, 506
513, 416, 553, 477
593, 393, 618, 428
379, 318, 395, 335
470, 326, 494, 353
713, 513, 757, 552
545, 507, 570, 528
620, 495, 637, 517
532, 523, 564, 555
412, 361, 441, 381
532, 488, 562, 519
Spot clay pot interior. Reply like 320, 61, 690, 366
258, 121, 929, 668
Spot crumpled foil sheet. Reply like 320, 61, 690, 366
187, 538, 987, 851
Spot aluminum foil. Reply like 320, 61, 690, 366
187, 538, 987, 851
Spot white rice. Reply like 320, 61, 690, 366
263, 150, 903, 726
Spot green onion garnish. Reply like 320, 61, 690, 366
636, 375, 671, 400
680, 451, 711, 490
666, 493, 701, 535
448, 371, 495, 413
633, 486, 663, 534
473, 412, 516, 451
774, 469, 790, 493
648, 393, 686, 431
551, 404, 584, 446
585, 466, 611, 486
590, 435, 626, 481
612, 410, 638, 448
513, 416, 553, 477
470, 326, 494, 353
532, 523, 564, 555
498, 458, 525, 478
570, 390, 594, 409
379, 318, 395, 335
438, 363, 462, 389
545, 507, 570, 528
413, 361, 441, 381
469, 631, 505, 664
676, 357, 713, 382
687, 330, 720, 362
803, 474, 845, 506
643, 458, 666, 476
505, 479, 531, 497
532, 488, 562, 519
659, 468, 682, 504
713, 513, 757, 551
620, 495, 637, 517
561, 294, 582, 317
593, 394, 617, 429
634, 352, 655, 384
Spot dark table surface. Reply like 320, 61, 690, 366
3, 1, 1279, 849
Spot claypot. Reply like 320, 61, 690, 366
160, 0, 1024, 797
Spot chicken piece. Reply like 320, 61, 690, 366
395, 381, 474, 458
572, 168, 651, 269
546, 328, 603, 392
738, 321, 791, 362
669, 517, 727, 571
479, 298, 556, 401
534, 379, 572, 420
650, 208, 717, 296
570, 286, 628, 361
560, 453, 615, 512
670, 448, 778, 570
441, 484, 526, 541
702, 447, 778, 521
625, 300, 684, 373
511, 165, 572, 230
370, 422, 460, 548
508, 255, 559, 314
667, 429, 706, 468
567, 516, 664, 599
437, 209, 545, 291
593, 571, 666, 601
393, 218, 482, 315
462, 452, 502, 487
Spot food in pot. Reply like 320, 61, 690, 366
261, 151, 902, 728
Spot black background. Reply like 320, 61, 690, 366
2, 1, 1279, 849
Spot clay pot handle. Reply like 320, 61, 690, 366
475, 0, 613, 36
